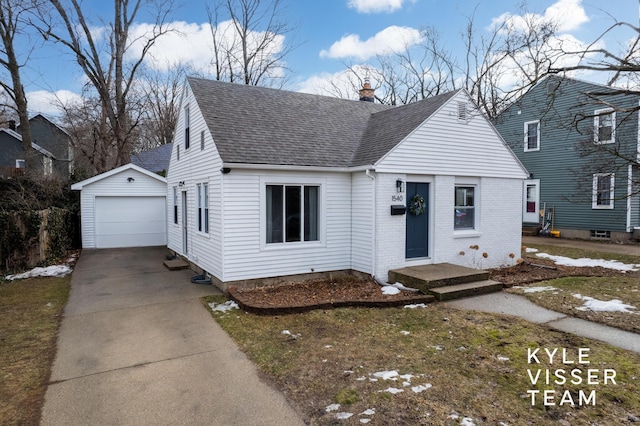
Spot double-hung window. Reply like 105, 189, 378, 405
173, 187, 178, 224
454, 186, 476, 230
196, 183, 209, 233
592, 173, 614, 209
524, 120, 540, 151
266, 184, 319, 244
594, 109, 615, 144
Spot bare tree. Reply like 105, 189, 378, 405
39, 0, 175, 173
206, 0, 297, 87
0, 0, 43, 167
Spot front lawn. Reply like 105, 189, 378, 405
205, 295, 640, 425
0, 276, 70, 425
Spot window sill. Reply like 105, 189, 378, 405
592, 206, 614, 210
262, 240, 324, 250
453, 230, 482, 239
524, 147, 540, 152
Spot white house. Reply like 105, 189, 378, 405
167, 77, 528, 290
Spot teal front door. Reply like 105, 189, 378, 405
405, 182, 429, 258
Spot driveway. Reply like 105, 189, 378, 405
41, 247, 304, 426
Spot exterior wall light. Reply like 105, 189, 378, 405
127, 177, 135, 182
396, 179, 404, 193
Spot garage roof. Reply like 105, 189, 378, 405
71, 163, 166, 190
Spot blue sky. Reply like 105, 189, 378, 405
21, 0, 639, 116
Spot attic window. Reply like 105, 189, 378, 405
184, 105, 190, 149
457, 102, 468, 123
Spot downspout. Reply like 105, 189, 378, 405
366, 168, 376, 278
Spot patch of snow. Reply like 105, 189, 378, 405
208, 300, 239, 312
521, 286, 558, 293
378, 387, 404, 394
360, 408, 375, 416
404, 303, 428, 309
536, 252, 640, 271
460, 417, 476, 426
573, 294, 636, 313
356, 376, 366, 381
324, 345, 332, 349
390, 282, 420, 292
525, 247, 539, 253
429, 345, 443, 351
359, 419, 371, 424
6, 264, 72, 280
372, 370, 399, 380
336, 412, 353, 420
325, 403, 340, 412
411, 383, 433, 393
400, 330, 410, 335
381, 285, 401, 295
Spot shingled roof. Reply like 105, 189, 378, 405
187, 77, 460, 168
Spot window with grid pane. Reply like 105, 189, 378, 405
266, 184, 319, 244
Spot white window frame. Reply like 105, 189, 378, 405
454, 183, 478, 232
196, 183, 209, 234
524, 120, 540, 152
15, 159, 25, 168
43, 157, 53, 176
184, 105, 191, 150
594, 108, 615, 144
260, 177, 325, 248
592, 173, 615, 209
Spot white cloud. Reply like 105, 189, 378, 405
347, 0, 412, 14
320, 25, 423, 61
27, 89, 83, 116
490, 0, 589, 34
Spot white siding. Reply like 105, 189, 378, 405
350, 171, 374, 274
221, 170, 352, 282
376, 91, 528, 179
373, 174, 522, 282
166, 80, 224, 278
78, 168, 167, 249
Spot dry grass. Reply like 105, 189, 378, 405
205, 296, 640, 425
0, 276, 70, 425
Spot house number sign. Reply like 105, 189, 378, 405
391, 195, 404, 202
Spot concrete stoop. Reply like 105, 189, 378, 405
163, 258, 190, 270
388, 263, 503, 301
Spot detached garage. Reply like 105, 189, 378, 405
72, 163, 167, 249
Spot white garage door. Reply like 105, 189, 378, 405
94, 196, 167, 248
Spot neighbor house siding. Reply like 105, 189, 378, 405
220, 170, 352, 282
166, 81, 224, 277
77, 168, 167, 249
494, 77, 638, 234
376, 91, 527, 179
350, 171, 374, 274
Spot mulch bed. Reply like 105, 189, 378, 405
228, 278, 434, 315
227, 258, 635, 315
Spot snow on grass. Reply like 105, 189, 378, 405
411, 383, 433, 393
404, 303, 428, 309
336, 412, 353, 419
525, 247, 539, 253
208, 300, 239, 312
535, 252, 640, 271
573, 294, 637, 313
5, 264, 72, 280
514, 285, 558, 293
325, 403, 340, 412
400, 330, 410, 335
378, 387, 404, 394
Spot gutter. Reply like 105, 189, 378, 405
221, 162, 377, 173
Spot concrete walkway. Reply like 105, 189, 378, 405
41, 247, 304, 426
446, 291, 640, 354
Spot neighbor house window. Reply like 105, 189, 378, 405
524, 120, 540, 151
184, 105, 190, 149
173, 187, 178, 224
15, 159, 25, 168
592, 173, 614, 209
43, 157, 53, 176
196, 183, 209, 233
266, 184, 319, 243
594, 109, 615, 144
454, 186, 475, 230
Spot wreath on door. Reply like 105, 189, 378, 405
409, 194, 425, 216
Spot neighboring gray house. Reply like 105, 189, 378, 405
0, 127, 55, 179
167, 77, 528, 289
494, 75, 640, 242
19, 114, 74, 179
131, 143, 172, 175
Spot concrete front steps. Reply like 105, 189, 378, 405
388, 263, 503, 301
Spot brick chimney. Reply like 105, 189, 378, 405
359, 78, 375, 102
